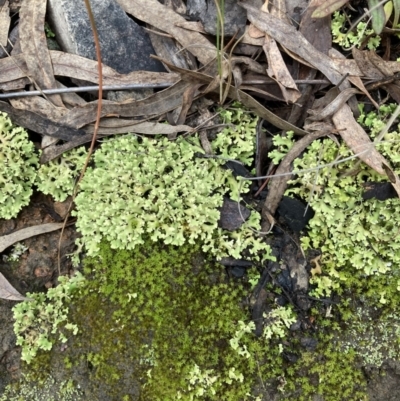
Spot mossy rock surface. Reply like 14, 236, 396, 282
6, 240, 260, 400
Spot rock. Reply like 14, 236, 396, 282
277, 196, 314, 232
300, 337, 318, 351
218, 198, 251, 231
227, 266, 247, 278
224, 160, 253, 178
47, 0, 164, 74
218, 257, 253, 267
362, 182, 397, 201
186, 0, 247, 36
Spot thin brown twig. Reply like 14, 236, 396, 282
57, 0, 103, 274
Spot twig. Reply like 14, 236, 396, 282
57, 0, 103, 274
0, 83, 171, 99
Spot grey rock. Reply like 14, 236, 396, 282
187, 0, 247, 36
300, 336, 318, 351
278, 196, 314, 232
47, 0, 164, 74
217, 198, 251, 231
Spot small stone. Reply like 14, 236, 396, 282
34, 267, 51, 278
300, 337, 318, 351
53, 197, 73, 219
227, 266, 246, 278
290, 319, 302, 331
277, 196, 314, 232
218, 198, 251, 231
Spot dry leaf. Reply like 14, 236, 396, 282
58, 79, 193, 129
0, 100, 86, 140
240, 2, 347, 87
174, 20, 207, 34
0, 272, 31, 301
51, 51, 180, 86
329, 48, 379, 110
332, 103, 400, 197
310, 255, 322, 277
156, 57, 310, 135
311, 0, 350, 18
259, 0, 300, 103
0, 223, 64, 253
40, 120, 194, 162
9, 96, 69, 122
307, 88, 361, 121
263, 38, 301, 103
19, 0, 64, 107
242, 25, 265, 45
248, 23, 265, 39
116, 0, 217, 65
0, 0, 10, 47
0, 51, 180, 87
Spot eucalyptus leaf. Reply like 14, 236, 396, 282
367, 0, 387, 34
311, 0, 350, 18
393, 0, 400, 25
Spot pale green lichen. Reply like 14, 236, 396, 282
0, 112, 39, 219
341, 306, 400, 367
35, 146, 87, 201
13, 272, 86, 364
73, 128, 271, 262
0, 376, 83, 401
277, 103, 400, 302
212, 102, 258, 166
331, 11, 381, 50
3, 241, 28, 262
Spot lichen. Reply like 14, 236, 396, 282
275, 104, 400, 306
0, 375, 83, 401
0, 111, 39, 219
72, 126, 271, 262
35, 146, 87, 202
13, 272, 86, 364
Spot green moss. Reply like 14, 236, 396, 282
283, 334, 367, 401
66, 240, 260, 400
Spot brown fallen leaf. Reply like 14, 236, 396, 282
0, 0, 10, 47
332, 103, 400, 197
0, 51, 180, 87
116, 0, 217, 65
173, 20, 207, 34
0, 272, 31, 302
310, 255, 322, 277
58, 79, 193, 129
40, 120, 194, 162
286, 0, 330, 126
19, 0, 64, 107
51, 51, 180, 86
307, 88, 361, 121
329, 48, 379, 110
311, 0, 350, 18
9, 96, 69, 122
0, 100, 86, 140
260, 0, 300, 104
0, 223, 64, 253
240, 2, 347, 87
155, 57, 310, 136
